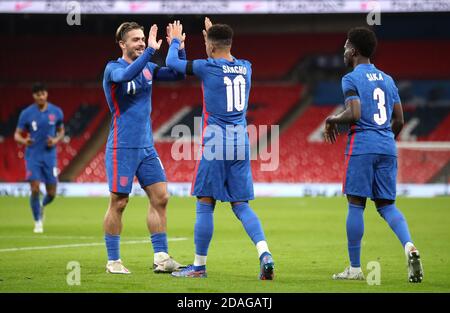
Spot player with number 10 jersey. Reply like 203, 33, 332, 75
165, 19, 274, 280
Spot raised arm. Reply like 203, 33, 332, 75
166, 38, 188, 74
152, 22, 187, 81
110, 47, 155, 82
165, 20, 189, 74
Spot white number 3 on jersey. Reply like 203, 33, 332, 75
373, 87, 387, 125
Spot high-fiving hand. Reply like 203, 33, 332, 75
202, 17, 213, 42
166, 20, 186, 49
148, 24, 163, 50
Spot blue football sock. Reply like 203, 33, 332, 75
347, 203, 365, 268
105, 234, 120, 261
150, 232, 168, 254
42, 194, 55, 206
193, 265, 206, 271
30, 193, 41, 222
232, 202, 266, 245
194, 201, 215, 256
377, 204, 412, 247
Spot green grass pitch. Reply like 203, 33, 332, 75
0, 196, 449, 292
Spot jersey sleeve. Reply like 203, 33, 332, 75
191, 60, 208, 78
246, 60, 252, 76
149, 62, 185, 81
17, 110, 28, 131
166, 38, 208, 79
56, 107, 64, 128
341, 74, 360, 103
391, 79, 401, 104
108, 47, 155, 83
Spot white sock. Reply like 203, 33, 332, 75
194, 254, 207, 267
256, 241, 270, 258
404, 242, 415, 255
350, 266, 362, 274
154, 252, 169, 264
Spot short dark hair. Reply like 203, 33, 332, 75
347, 27, 378, 58
207, 24, 233, 48
31, 82, 47, 94
115, 22, 144, 43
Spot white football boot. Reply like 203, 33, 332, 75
332, 266, 365, 280
33, 220, 44, 233
106, 259, 131, 274
153, 253, 186, 273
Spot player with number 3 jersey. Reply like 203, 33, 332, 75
324, 27, 423, 283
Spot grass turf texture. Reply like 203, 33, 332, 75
0, 196, 449, 292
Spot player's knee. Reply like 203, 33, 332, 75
152, 192, 169, 210
113, 197, 129, 212
30, 184, 40, 195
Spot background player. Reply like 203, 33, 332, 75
102, 22, 186, 274
165, 19, 274, 280
324, 27, 424, 283
14, 82, 64, 233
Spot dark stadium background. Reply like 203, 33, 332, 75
1, 12, 449, 191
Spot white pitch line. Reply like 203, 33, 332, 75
0, 237, 188, 253
0, 235, 97, 240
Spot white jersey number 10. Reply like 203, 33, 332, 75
373, 87, 387, 125
224, 75, 246, 112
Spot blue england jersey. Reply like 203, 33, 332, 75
166, 38, 251, 148
16, 103, 64, 161
342, 63, 401, 156
166, 38, 255, 202
192, 57, 252, 147
103, 47, 185, 149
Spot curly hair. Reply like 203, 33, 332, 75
347, 27, 378, 58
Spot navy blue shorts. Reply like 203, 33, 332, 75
25, 158, 58, 184
105, 146, 166, 194
191, 145, 254, 202
343, 154, 397, 201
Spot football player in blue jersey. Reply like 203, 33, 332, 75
102, 22, 187, 274
14, 82, 65, 234
165, 19, 274, 280
324, 27, 423, 283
